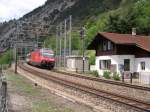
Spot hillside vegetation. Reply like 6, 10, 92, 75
0, 0, 150, 64
44, 0, 150, 51
86, 0, 150, 45
42, 0, 150, 65
43, 0, 126, 50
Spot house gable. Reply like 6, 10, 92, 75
88, 32, 150, 57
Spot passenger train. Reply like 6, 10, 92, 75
26, 49, 55, 69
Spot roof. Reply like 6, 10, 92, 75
89, 32, 150, 52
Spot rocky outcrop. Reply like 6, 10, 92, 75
0, 0, 123, 52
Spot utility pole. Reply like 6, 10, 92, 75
36, 31, 39, 49
80, 27, 86, 73
59, 23, 62, 68
64, 19, 67, 68
69, 15, 72, 56
15, 45, 18, 74
56, 15, 72, 68
9, 45, 11, 66
15, 22, 19, 74
55, 26, 59, 68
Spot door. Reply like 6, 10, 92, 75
124, 59, 130, 71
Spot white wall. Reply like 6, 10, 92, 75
135, 58, 150, 72
90, 65, 96, 71
95, 55, 135, 76
66, 57, 89, 72
135, 58, 150, 85
139, 72, 150, 84
67, 58, 75, 71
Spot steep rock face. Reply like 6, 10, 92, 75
0, 0, 123, 51
0, 0, 79, 51
22, 0, 77, 24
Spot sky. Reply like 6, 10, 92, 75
0, 0, 47, 22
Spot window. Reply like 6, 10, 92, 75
124, 59, 130, 71
99, 60, 111, 70
140, 62, 145, 70
98, 41, 113, 51
108, 41, 113, 50
42, 52, 54, 58
98, 44, 103, 51
103, 41, 107, 51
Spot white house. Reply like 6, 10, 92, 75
88, 32, 150, 80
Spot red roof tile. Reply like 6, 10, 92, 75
99, 32, 150, 52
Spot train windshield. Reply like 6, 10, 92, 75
42, 52, 54, 58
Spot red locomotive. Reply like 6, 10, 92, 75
27, 49, 55, 69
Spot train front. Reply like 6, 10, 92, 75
40, 49, 55, 69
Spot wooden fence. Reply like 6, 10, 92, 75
0, 66, 8, 112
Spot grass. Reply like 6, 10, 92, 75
6, 71, 40, 96
32, 101, 53, 112
32, 101, 72, 112
5, 70, 74, 112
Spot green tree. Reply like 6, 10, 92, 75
134, 0, 150, 35
105, 0, 150, 35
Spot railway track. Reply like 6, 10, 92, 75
18, 64, 150, 112
54, 70, 150, 92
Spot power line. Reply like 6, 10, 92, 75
55, 15, 73, 68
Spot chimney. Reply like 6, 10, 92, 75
132, 28, 136, 36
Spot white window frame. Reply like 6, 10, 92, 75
99, 60, 111, 70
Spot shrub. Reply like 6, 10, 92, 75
113, 72, 120, 81
0, 49, 13, 64
103, 71, 110, 79
89, 55, 95, 65
92, 70, 99, 77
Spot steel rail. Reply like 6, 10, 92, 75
19, 64, 150, 112
53, 70, 150, 91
